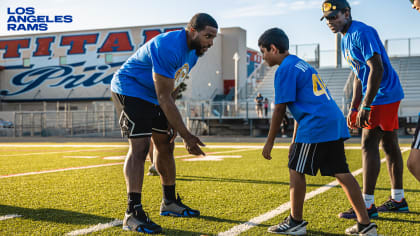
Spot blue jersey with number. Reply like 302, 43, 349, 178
274, 55, 350, 143
111, 29, 198, 105
342, 21, 404, 105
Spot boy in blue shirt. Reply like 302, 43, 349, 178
259, 28, 377, 235
111, 13, 217, 234
321, 0, 408, 219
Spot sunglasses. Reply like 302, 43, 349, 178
325, 15, 338, 21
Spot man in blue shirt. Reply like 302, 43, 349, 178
111, 13, 217, 234
260, 28, 377, 235
321, 0, 408, 220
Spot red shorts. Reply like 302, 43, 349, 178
366, 101, 400, 131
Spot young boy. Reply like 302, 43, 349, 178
259, 28, 377, 235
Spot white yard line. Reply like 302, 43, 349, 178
0, 149, 258, 178
0, 148, 124, 157
0, 162, 124, 179
218, 148, 410, 236
65, 219, 122, 236
0, 214, 22, 221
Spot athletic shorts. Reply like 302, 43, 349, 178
288, 139, 350, 176
111, 92, 168, 138
412, 118, 420, 150
365, 101, 400, 131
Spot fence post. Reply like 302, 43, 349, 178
408, 38, 411, 57
30, 113, 34, 136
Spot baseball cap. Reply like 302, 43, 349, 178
320, 0, 351, 21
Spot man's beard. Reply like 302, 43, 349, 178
191, 38, 204, 57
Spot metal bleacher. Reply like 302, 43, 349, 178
250, 65, 351, 111
250, 56, 419, 119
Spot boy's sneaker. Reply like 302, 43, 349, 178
147, 164, 159, 176
123, 205, 162, 234
377, 197, 409, 212
339, 205, 378, 219
267, 215, 308, 235
345, 222, 378, 235
160, 194, 200, 217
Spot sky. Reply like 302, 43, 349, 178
0, 0, 419, 60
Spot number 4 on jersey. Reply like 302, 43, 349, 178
312, 74, 331, 100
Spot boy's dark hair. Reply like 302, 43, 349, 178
187, 13, 218, 32
258, 28, 289, 53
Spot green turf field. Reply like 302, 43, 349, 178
0, 142, 418, 235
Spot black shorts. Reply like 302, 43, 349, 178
288, 139, 350, 176
412, 118, 420, 150
111, 92, 168, 138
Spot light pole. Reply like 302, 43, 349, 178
233, 52, 240, 112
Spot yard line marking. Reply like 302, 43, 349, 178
183, 155, 242, 161
0, 148, 124, 157
218, 148, 410, 236
0, 144, 127, 148
0, 149, 257, 178
0, 162, 124, 179
176, 148, 257, 159
63, 156, 98, 159
0, 214, 22, 221
66, 219, 122, 235
0, 144, 368, 149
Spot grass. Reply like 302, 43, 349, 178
0, 142, 418, 235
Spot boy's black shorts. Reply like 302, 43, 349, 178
412, 118, 420, 150
111, 92, 168, 138
288, 139, 350, 176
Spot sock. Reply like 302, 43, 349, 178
290, 214, 303, 224
127, 192, 141, 213
357, 221, 370, 231
162, 184, 176, 203
391, 189, 404, 202
363, 194, 375, 208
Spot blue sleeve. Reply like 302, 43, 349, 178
357, 28, 382, 62
149, 41, 178, 79
274, 66, 296, 104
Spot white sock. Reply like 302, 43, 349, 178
363, 194, 375, 208
391, 189, 404, 202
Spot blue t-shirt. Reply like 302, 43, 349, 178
111, 29, 198, 105
342, 21, 404, 105
274, 55, 350, 143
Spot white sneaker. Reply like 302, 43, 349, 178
345, 222, 378, 235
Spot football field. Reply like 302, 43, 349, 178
0, 142, 419, 235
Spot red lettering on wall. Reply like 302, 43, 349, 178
98, 32, 133, 53
0, 39, 30, 58
60, 34, 98, 54
33, 37, 54, 56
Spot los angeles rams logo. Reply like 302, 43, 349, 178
174, 63, 189, 90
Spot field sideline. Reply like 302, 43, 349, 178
0, 142, 419, 235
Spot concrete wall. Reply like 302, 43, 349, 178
220, 27, 247, 99
0, 24, 248, 110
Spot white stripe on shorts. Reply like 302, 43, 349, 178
414, 130, 420, 149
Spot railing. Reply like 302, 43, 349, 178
385, 37, 420, 57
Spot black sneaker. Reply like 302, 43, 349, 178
123, 205, 162, 234
338, 205, 378, 219
267, 215, 308, 235
377, 197, 409, 212
345, 222, 378, 235
160, 193, 200, 217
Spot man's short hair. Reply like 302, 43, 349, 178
258, 28, 289, 53
187, 13, 218, 32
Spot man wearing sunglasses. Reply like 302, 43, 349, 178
321, 0, 408, 222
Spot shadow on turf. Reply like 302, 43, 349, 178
176, 175, 340, 188
377, 211, 420, 224
198, 215, 270, 227
0, 204, 114, 225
